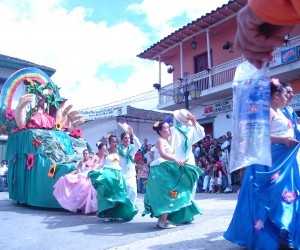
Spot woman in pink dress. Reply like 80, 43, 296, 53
27, 97, 56, 129
53, 145, 106, 214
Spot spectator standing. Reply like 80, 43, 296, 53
0, 160, 8, 191
192, 144, 201, 163
140, 138, 148, 154
137, 157, 150, 194
143, 144, 153, 164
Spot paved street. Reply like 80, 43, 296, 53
0, 191, 244, 250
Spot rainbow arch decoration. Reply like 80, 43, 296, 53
0, 67, 56, 109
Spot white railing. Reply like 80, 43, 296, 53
158, 35, 300, 106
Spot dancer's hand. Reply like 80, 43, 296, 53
282, 137, 298, 148
186, 113, 197, 126
175, 159, 184, 166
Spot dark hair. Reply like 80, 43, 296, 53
140, 157, 147, 164
153, 121, 167, 136
280, 82, 292, 88
270, 79, 284, 96
96, 142, 106, 149
120, 132, 130, 141
108, 134, 117, 143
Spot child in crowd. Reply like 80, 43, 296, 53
137, 157, 150, 194
210, 163, 223, 193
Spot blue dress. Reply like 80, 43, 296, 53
224, 110, 300, 249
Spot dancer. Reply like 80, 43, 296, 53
117, 125, 141, 204
53, 148, 103, 214
224, 79, 300, 249
170, 109, 205, 197
142, 121, 202, 229
88, 135, 138, 222
170, 109, 205, 165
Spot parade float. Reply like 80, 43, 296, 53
1, 67, 90, 208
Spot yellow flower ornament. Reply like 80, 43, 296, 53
154, 121, 159, 128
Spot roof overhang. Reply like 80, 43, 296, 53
137, 0, 247, 63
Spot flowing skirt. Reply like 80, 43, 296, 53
88, 168, 138, 220
142, 161, 202, 224
224, 143, 300, 249
53, 171, 97, 214
27, 112, 56, 129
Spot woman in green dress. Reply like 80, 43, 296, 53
88, 135, 138, 222
142, 121, 202, 229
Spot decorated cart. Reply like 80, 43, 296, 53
0, 67, 89, 208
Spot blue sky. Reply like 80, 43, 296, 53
0, 0, 229, 110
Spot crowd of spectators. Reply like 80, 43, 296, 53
134, 131, 243, 194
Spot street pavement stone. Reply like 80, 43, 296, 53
0, 191, 245, 250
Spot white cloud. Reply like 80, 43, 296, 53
128, 0, 229, 37
0, 0, 228, 111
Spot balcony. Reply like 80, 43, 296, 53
157, 36, 300, 111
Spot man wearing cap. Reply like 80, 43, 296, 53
169, 109, 205, 166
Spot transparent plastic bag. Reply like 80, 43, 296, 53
229, 61, 271, 173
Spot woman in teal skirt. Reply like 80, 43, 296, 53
88, 135, 138, 222
142, 121, 202, 229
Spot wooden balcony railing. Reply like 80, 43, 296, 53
158, 35, 300, 107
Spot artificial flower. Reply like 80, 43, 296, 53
13, 154, 18, 163
271, 171, 280, 181
170, 189, 178, 198
288, 120, 293, 129
55, 121, 63, 131
13, 128, 19, 133
48, 163, 56, 178
153, 121, 159, 128
270, 78, 280, 87
26, 154, 35, 170
32, 138, 42, 148
282, 190, 296, 203
254, 219, 264, 231
69, 128, 83, 139
5, 109, 15, 120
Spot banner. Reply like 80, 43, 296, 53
80, 104, 127, 121
290, 93, 300, 111
204, 100, 232, 115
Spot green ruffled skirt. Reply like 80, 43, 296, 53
142, 161, 202, 224
88, 167, 138, 220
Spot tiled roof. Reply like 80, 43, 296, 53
137, 0, 247, 62
79, 106, 173, 129
118, 106, 173, 121
0, 54, 56, 77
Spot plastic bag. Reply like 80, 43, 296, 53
229, 61, 271, 173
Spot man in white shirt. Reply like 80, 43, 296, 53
0, 160, 8, 192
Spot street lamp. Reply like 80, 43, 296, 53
173, 85, 201, 110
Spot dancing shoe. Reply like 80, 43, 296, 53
156, 221, 176, 229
